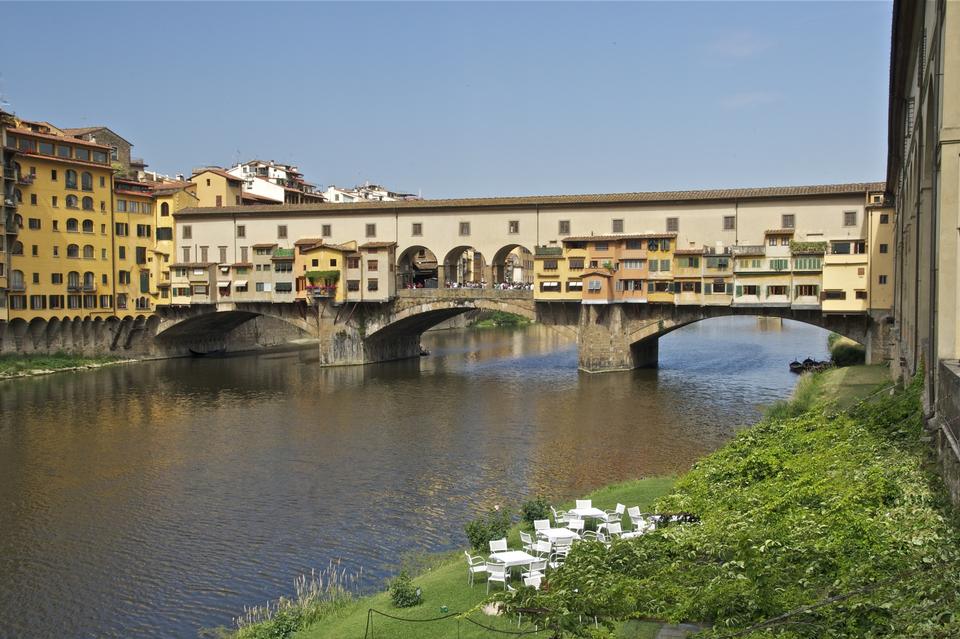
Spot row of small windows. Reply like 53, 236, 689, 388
7, 294, 115, 311
116, 200, 153, 214
7, 136, 110, 165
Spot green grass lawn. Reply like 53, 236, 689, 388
0, 352, 122, 375
292, 478, 675, 639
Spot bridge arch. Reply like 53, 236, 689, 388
397, 245, 439, 288
442, 245, 487, 286
491, 244, 534, 285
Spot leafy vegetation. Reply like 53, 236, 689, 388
499, 369, 960, 638
389, 571, 422, 608
464, 507, 512, 553
521, 496, 552, 527
0, 352, 121, 376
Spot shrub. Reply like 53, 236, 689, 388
831, 341, 865, 367
521, 496, 551, 527
389, 570, 421, 608
464, 507, 512, 552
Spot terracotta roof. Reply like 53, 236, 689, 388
563, 233, 677, 242
242, 192, 280, 204
5, 126, 112, 149
252, 243, 278, 249
230, 262, 253, 267
155, 282, 171, 287
580, 268, 614, 277
359, 241, 397, 249
674, 248, 705, 255
62, 126, 133, 146
764, 228, 796, 235
191, 168, 243, 184
152, 182, 194, 194
172, 182, 886, 218
294, 237, 324, 245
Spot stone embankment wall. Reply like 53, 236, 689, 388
935, 361, 960, 504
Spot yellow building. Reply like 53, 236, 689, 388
4, 120, 116, 319
673, 248, 704, 305
533, 244, 585, 300
294, 238, 350, 304
645, 235, 675, 303
113, 178, 155, 313
822, 238, 870, 313
151, 181, 197, 305
190, 168, 243, 208
867, 204, 895, 312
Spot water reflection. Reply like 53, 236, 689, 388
0, 317, 829, 638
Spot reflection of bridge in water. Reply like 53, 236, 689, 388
155, 288, 890, 373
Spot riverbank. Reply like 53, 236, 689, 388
223, 364, 927, 639
0, 352, 135, 380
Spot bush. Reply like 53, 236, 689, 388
521, 496, 551, 527
831, 341, 866, 367
464, 507, 512, 552
389, 570, 421, 608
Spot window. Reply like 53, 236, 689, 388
659, 259, 670, 271
30, 295, 46, 310
723, 216, 736, 230
367, 259, 379, 270
118, 246, 126, 260
855, 291, 868, 300
621, 259, 644, 270
136, 224, 151, 238
161, 202, 170, 217
539, 281, 561, 292
612, 219, 624, 233
706, 257, 729, 269
51, 195, 58, 207
82, 219, 93, 233
81, 172, 93, 191
215, 195, 222, 207
880, 213, 889, 224
459, 222, 470, 236
156, 227, 172, 241
768, 237, 778, 246
770, 258, 789, 271
843, 211, 857, 226
28, 218, 40, 230
67, 244, 79, 258
49, 295, 64, 310
66, 195, 79, 209
32, 272, 39, 284
794, 257, 822, 270
240, 246, 248, 262
508, 220, 519, 234
110, 146, 118, 161
275, 282, 293, 293
182, 247, 191, 262
559, 220, 570, 235
101, 248, 107, 260
83, 245, 94, 259
566, 281, 583, 292
666, 217, 679, 233
543, 259, 559, 270
367, 278, 379, 291
117, 200, 127, 212
50, 169, 59, 181
366, 223, 376, 238
115, 222, 129, 236
233, 224, 245, 239
65, 170, 78, 189
51, 273, 63, 285
795, 284, 819, 298
649, 260, 658, 272
100, 201, 106, 212
322, 224, 332, 238
274, 261, 292, 273
347, 279, 360, 292
219, 246, 227, 263
200, 246, 208, 262
412, 222, 422, 236
594, 242, 608, 251
587, 279, 602, 291
206, 178, 211, 186
31, 244, 38, 256
277, 225, 287, 239
568, 258, 584, 270
136, 247, 147, 264
766, 285, 788, 297
823, 290, 846, 300
879, 275, 888, 285
740, 285, 759, 296
182, 225, 192, 239
781, 213, 795, 229
879, 243, 888, 254
29, 193, 37, 205
99, 176, 105, 187
347, 257, 360, 269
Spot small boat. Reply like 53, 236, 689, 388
189, 348, 226, 358
789, 360, 804, 373
419, 347, 431, 357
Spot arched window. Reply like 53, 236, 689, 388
10, 270, 24, 289
14, 188, 22, 203
82, 196, 94, 211
66, 218, 79, 232
65, 169, 78, 189
67, 271, 80, 289
83, 271, 95, 289
81, 172, 93, 191
11, 241, 23, 255
14, 214, 22, 228
82, 219, 94, 233
66, 195, 79, 209
67, 244, 79, 258
82, 244, 94, 259
161, 202, 170, 217
13, 162, 21, 179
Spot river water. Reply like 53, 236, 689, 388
0, 317, 829, 638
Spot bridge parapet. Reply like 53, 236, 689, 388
397, 289, 533, 301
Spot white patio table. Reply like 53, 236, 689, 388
568, 506, 607, 520
538, 527, 580, 542
489, 550, 538, 569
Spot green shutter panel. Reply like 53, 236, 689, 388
735, 285, 742, 297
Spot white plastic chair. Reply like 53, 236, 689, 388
566, 518, 585, 534
575, 499, 592, 510
581, 530, 607, 544
606, 522, 623, 538
533, 519, 550, 535
599, 503, 625, 530
522, 559, 548, 580
534, 540, 552, 558
486, 562, 508, 594
548, 552, 565, 570
464, 551, 488, 586
627, 506, 641, 521
523, 575, 542, 589
489, 538, 508, 554
551, 506, 570, 527
519, 531, 536, 553
553, 537, 574, 556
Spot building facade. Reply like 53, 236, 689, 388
227, 160, 325, 205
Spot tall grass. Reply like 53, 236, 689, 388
0, 352, 121, 375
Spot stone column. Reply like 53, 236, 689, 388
577, 305, 659, 372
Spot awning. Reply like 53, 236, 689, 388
217, 280, 231, 288
234, 280, 248, 287
540, 281, 560, 288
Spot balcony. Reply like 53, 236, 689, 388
83, 284, 97, 293
3, 167, 15, 180
8, 282, 25, 292
730, 245, 765, 256
308, 285, 337, 298
535, 246, 563, 257
16, 174, 34, 186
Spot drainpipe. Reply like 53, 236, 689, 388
928, 8, 944, 407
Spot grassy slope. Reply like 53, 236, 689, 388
0, 352, 121, 375
295, 478, 675, 639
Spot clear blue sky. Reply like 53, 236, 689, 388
0, 1, 892, 198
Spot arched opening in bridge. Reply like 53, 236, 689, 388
442, 246, 487, 287
491, 244, 534, 286
397, 245, 439, 288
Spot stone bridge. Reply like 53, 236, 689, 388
151, 289, 892, 372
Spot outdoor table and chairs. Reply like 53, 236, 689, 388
538, 526, 579, 542
489, 550, 539, 569
568, 506, 608, 520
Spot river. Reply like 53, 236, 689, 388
0, 317, 829, 638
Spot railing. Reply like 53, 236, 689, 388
308, 286, 337, 298
8, 282, 25, 292
16, 174, 34, 186
534, 246, 563, 256
2, 167, 15, 180
730, 245, 765, 255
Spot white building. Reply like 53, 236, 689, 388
322, 181, 420, 203
227, 160, 325, 205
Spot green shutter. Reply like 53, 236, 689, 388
735, 285, 742, 297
